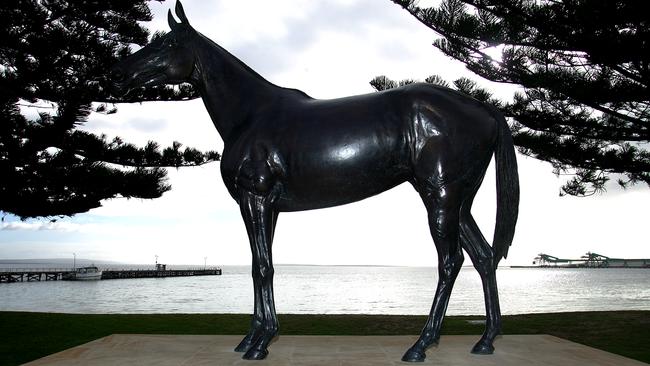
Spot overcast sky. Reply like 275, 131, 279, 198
1, 0, 649, 266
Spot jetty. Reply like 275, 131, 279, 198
0, 266, 222, 283
0, 268, 73, 282
101, 267, 221, 280
512, 252, 650, 268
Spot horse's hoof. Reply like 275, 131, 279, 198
234, 342, 251, 353
471, 341, 494, 355
401, 348, 426, 362
243, 347, 269, 360
234, 336, 255, 352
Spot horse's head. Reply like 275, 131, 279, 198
110, 1, 196, 95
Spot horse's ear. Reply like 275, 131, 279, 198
168, 9, 181, 31
175, 0, 191, 26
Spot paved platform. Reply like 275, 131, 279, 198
24, 334, 647, 366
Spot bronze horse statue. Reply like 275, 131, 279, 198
111, 1, 519, 362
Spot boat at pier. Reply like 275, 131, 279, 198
68, 266, 103, 280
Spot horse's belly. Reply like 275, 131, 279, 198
275, 141, 411, 211
276, 175, 408, 212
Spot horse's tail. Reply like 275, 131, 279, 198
492, 112, 519, 266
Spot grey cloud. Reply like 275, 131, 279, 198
171, 0, 421, 78
85, 115, 168, 135
145, 0, 431, 93
124, 117, 169, 133
1, 221, 80, 231
150, 0, 229, 30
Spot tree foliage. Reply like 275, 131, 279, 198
1, 0, 218, 219
383, 0, 649, 196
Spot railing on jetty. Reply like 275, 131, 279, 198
101, 268, 222, 280
0, 267, 222, 283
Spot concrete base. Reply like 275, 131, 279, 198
24, 334, 647, 366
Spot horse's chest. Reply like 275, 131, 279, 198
220, 143, 285, 199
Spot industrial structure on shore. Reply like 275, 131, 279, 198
527, 252, 650, 268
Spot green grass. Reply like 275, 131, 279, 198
1, 311, 648, 365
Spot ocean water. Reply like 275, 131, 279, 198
0, 265, 648, 315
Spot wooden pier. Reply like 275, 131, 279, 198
101, 268, 222, 280
0, 267, 221, 283
0, 268, 74, 283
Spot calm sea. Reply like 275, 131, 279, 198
0, 265, 648, 315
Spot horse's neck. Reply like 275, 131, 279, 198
190, 35, 280, 140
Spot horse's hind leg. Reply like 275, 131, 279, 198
402, 182, 464, 362
460, 200, 501, 354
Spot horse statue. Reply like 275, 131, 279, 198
111, 1, 519, 362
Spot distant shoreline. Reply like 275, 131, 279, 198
510, 265, 650, 269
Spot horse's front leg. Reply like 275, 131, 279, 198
237, 190, 279, 360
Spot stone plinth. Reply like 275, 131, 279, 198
24, 334, 647, 366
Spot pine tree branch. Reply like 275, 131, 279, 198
0, 0, 220, 218
400, 0, 649, 128
611, 64, 647, 87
